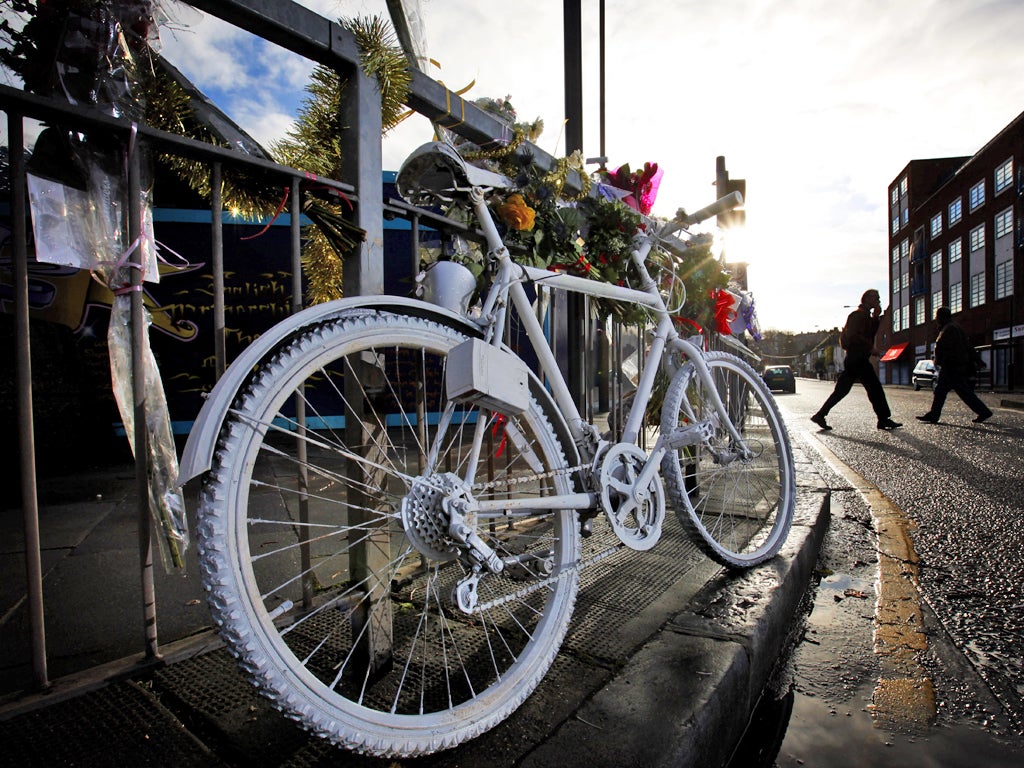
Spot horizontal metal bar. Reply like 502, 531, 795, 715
471, 493, 598, 514
0, 84, 355, 194
522, 265, 664, 307
186, 0, 359, 63
185, 1, 586, 195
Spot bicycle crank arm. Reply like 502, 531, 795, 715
629, 422, 714, 505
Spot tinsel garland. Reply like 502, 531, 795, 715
342, 15, 411, 135
267, 15, 410, 302
145, 14, 412, 305
144, 69, 366, 307
301, 224, 345, 305
142, 66, 278, 220
462, 126, 527, 162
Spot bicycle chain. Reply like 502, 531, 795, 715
469, 462, 590, 493
463, 461, 610, 613
471, 541, 625, 613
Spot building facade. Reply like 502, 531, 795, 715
885, 110, 1024, 390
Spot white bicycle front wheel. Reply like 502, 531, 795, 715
660, 351, 796, 568
196, 312, 580, 757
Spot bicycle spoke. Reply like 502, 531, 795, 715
661, 351, 795, 567
198, 314, 579, 755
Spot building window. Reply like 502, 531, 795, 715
892, 245, 900, 263
891, 186, 899, 205
995, 157, 1013, 194
915, 297, 926, 325
948, 196, 962, 226
970, 224, 985, 253
948, 238, 962, 263
900, 177, 908, 197
901, 271, 909, 290
995, 260, 1014, 299
995, 207, 1014, 239
969, 180, 985, 211
900, 238, 910, 260
970, 272, 986, 307
929, 213, 942, 239
901, 305, 909, 331
891, 217, 899, 235
902, 208, 909, 227
950, 281, 963, 313
931, 250, 942, 272
932, 289, 943, 312
891, 309, 901, 332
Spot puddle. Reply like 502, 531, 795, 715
776, 681, 1018, 768
729, 569, 1021, 767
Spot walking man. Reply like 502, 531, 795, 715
916, 306, 993, 425
811, 289, 902, 431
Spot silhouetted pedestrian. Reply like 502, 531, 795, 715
811, 289, 902, 431
916, 306, 993, 425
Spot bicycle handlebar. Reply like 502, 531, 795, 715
677, 190, 744, 226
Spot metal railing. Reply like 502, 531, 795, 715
2, 0, 594, 697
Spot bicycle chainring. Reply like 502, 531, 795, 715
597, 443, 665, 551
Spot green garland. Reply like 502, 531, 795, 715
269, 15, 411, 303
342, 15, 411, 136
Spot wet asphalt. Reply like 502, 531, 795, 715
775, 379, 1024, 736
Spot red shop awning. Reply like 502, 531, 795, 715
879, 342, 909, 362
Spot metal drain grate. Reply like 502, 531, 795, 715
563, 520, 712, 662
0, 679, 219, 767
153, 647, 263, 720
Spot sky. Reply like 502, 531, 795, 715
37, 0, 1024, 332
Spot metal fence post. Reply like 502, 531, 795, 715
127, 139, 159, 660
10, 112, 49, 690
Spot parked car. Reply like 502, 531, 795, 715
912, 359, 937, 390
763, 365, 796, 393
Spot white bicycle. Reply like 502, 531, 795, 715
178, 140, 796, 757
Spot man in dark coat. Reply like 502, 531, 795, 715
810, 289, 902, 431
916, 306, 993, 424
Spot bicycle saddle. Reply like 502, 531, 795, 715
397, 141, 512, 204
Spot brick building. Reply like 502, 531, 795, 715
884, 110, 1023, 389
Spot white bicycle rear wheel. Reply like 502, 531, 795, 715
197, 312, 579, 756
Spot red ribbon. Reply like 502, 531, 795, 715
241, 186, 290, 241
673, 316, 704, 336
710, 289, 737, 336
492, 414, 509, 457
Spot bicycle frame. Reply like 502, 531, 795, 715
458, 186, 747, 516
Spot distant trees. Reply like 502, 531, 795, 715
753, 328, 839, 376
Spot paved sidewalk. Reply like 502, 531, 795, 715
0, 445, 830, 767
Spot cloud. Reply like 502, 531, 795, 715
151, 0, 1024, 332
